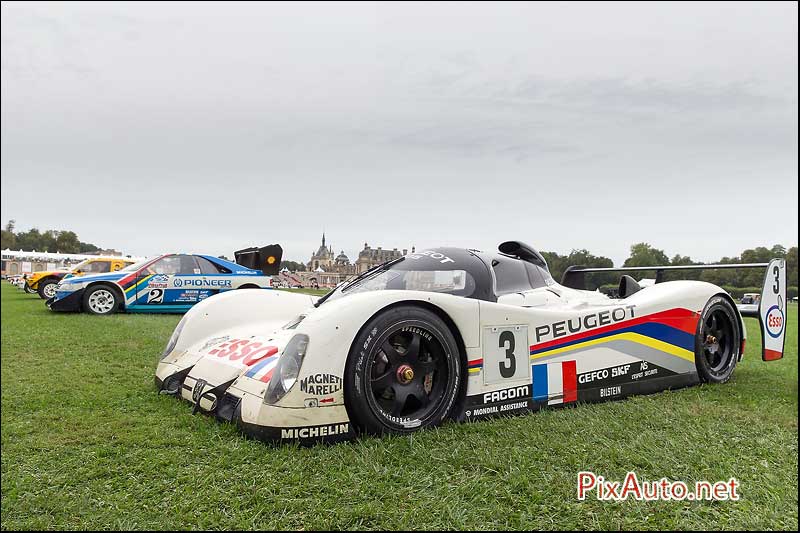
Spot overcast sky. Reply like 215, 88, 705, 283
1, 1, 797, 265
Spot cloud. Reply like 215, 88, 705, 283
1, 2, 796, 264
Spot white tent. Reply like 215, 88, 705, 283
2, 249, 144, 262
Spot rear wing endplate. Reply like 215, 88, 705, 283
234, 244, 283, 276
562, 259, 787, 362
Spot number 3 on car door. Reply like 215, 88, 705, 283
482, 325, 530, 385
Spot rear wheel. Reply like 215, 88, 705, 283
83, 285, 121, 315
695, 296, 741, 384
345, 305, 462, 436
37, 279, 58, 300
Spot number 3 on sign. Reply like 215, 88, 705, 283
482, 325, 530, 385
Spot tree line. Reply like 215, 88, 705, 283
279, 260, 307, 272
542, 242, 798, 298
1, 220, 101, 254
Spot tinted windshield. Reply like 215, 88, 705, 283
70, 259, 93, 271
321, 248, 492, 304
339, 268, 475, 297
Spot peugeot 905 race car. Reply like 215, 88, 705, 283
155, 242, 787, 444
25, 257, 137, 300
48, 245, 282, 315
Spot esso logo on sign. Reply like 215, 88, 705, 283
207, 338, 279, 366
765, 306, 784, 338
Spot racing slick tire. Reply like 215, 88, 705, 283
345, 305, 463, 436
82, 284, 121, 315
695, 295, 742, 384
37, 279, 58, 300
23, 283, 36, 294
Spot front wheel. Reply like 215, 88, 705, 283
37, 279, 58, 300
344, 305, 463, 436
695, 295, 742, 384
83, 285, 121, 315
23, 283, 36, 294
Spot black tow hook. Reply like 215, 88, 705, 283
191, 378, 237, 415
157, 366, 194, 396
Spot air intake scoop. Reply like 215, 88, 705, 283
498, 241, 548, 270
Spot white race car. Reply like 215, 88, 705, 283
155, 242, 787, 443
737, 292, 761, 317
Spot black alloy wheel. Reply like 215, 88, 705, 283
345, 306, 462, 435
695, 296, 741, 384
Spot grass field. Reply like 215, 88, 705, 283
1, 282, 797, 530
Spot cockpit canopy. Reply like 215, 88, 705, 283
321, 243, 555, 304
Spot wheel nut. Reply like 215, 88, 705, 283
397, 365, 414, 384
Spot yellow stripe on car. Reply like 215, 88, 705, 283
529, 332, 695, 363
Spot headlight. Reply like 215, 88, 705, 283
161, 315, 188, 360
264, 334, 308, 405
59, 281, 81, 291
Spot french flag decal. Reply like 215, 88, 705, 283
244, 355, 279, 383
532, 360, 577, 405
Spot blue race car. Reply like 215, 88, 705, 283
47, 245, 282, 315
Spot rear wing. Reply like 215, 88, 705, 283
234, 244, 283, 276
562, 259, 787, 362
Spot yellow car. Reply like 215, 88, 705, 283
26, 257, 136, 300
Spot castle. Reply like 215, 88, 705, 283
294, 233, 414, 288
